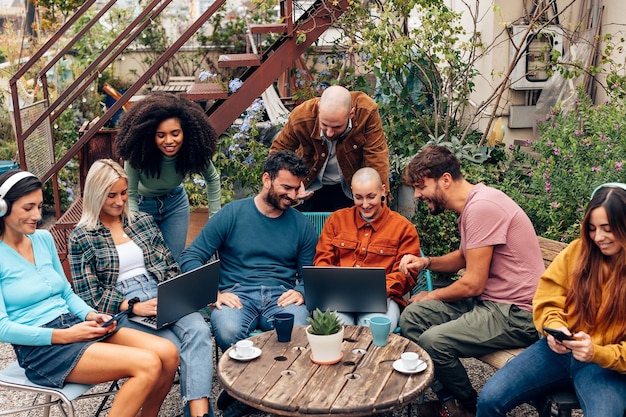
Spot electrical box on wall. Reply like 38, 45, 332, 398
509, 25, 564, 90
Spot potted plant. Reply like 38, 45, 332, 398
305, 308, 344, 365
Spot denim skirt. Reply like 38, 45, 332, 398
13, 313, 113, 388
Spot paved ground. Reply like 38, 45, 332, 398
0, 340, 554, 417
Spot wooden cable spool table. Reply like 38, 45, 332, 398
217, 325, 433, 416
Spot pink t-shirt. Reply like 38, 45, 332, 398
459, 184, 544, 311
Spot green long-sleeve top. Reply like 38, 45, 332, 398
124, 156, 221, 216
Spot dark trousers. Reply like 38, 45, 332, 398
299, 183, 353, 212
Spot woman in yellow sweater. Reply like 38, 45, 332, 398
477, 183, 626, 417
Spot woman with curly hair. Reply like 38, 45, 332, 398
115, 92, 220, 262
477, 183, 626, 417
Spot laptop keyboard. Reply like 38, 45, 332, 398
142, 316, 158, 326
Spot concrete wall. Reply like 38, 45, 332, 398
446, 0, 622, 145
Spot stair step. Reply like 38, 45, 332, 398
185, 83, 228, 100
249, 23, 288, 34
218, 53, 262, 68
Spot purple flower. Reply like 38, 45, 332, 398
553, 147, 560, 155
591, 166, 600, 172
574, 129, 583, 136
551, 201, 559, 208
229, 78, 243, 93
545, 181, 552, 192
616, 161, 623, 172
599, 134, 609, 141
193, 177, 206, 187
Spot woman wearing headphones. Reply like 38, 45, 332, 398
0, 170, 179, 417
477, 183, 626, 417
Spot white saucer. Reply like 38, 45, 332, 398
392, 359, 427, 374
229, 346, 262, 361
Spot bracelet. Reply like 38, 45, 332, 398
423, 256, 432, 270
127, 297, 140, 318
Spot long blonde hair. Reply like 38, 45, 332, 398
78, 159, 134, 230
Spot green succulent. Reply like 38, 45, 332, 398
307, 308, 342, 335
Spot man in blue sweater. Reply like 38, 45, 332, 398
180, 150, 317, 351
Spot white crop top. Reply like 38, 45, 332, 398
116, 240, 149, 282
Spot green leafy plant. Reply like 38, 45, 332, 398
307, 308, 342, 336
499, 87, 626, 242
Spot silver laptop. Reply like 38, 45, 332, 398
129, 259, 220, 329
302, 266, 387, 313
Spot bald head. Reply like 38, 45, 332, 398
352, 167, 383, 189
318, 86, 354, 140
319, 85, 352, 114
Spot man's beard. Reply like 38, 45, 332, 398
266, 186, 294, 211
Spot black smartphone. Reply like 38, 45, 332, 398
101, 310, 128, 328
543, 327, 575, 342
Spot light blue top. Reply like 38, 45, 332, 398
180, 198, 318, 294
125, 156, 221, 216
0, 230, 95, 346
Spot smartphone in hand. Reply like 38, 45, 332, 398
101, 310, 128, 328
543, 327, 575, 342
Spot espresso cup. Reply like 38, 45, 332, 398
401, 352, 420, 370
235, 340, 254, 357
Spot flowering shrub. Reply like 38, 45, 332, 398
500, 87, 626, 242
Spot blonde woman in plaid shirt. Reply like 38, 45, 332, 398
68, 159, 214, 417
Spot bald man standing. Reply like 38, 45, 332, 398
313, 167, 420, 328
270, 85, 390, 212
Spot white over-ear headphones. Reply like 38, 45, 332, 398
590, 182, 626, 200
0, 171, 37, 217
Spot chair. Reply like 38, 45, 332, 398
0, 361, 118, 417
302, 212, 332, 236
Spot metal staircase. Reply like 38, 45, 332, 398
9, 0, 348, 268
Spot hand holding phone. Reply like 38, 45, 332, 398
101, 310, 128, 328
543, 327, 576, 342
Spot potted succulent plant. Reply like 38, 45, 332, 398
305, 308, 344, 365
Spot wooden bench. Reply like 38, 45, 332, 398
477, 236, 580, 417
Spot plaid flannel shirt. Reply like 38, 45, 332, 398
68, 211, 180, 314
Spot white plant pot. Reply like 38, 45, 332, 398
305, 325, 345, 365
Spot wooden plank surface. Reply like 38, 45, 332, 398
218, 325, 433, 416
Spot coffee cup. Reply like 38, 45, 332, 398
235, 340, 254, 357
368, 316, 391, 347
401, 352, 420, 370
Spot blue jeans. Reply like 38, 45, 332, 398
477, 338, 626, 417
138, 185, 189, 263
116, 275, 214, 409
210, 284, 310, 351
336, 298, 400, 330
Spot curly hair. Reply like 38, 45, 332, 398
263, 150, 309, 180
115, 92, 218, 178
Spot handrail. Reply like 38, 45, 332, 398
13, 0, 171, 155
45, 0, 230, 185
9, 0, 229, 186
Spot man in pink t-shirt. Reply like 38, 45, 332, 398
398, 145, 544, 417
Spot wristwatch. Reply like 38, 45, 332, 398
127, 297, 140, 317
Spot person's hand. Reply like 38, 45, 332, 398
133, 298, 158, 317
297, 182, 314, 200
88, 312, 117, 328
408, 290, 433, 304
399, 254, 425, 275
547, 328, 594, 362
52, 321, 111, 344
277, 289, 304, 307
215, 291, 242, 310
